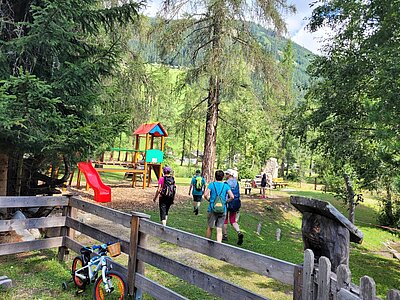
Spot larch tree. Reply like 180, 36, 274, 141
155, 0, 295, 181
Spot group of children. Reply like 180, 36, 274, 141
153, 167, 244, 246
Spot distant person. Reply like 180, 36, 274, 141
188, 169, 206, 215
153, 166, 176, 226
266, 174, 273, 194
260, 173, 267, 198
204, 170, 234, 243
223, 169, 244, 245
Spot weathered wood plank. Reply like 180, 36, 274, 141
0, 216, 66, 232
128, 215, 140, 298
360, 276, 376, 300
317, 256, 331, 300
58, 206, 71, 262
387, 289, 400, 300
293, 265, 303, 300
337, 265, 351, 291
69, 196, 132, 228
135, 273, 188, 300
302, 249, 314, 300
0, 237, 63, 256
0, 196, 69, 208
139, 219, 296, 285
137, 246, 269, 300
337, 288, 361, 300
65, 217, 129, 253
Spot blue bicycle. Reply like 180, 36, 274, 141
67, 242, 127, 299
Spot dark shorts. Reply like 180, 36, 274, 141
192, 195, 202, 202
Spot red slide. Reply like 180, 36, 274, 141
77, 162, 111, 203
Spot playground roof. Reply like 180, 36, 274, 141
134, 122, 168, 137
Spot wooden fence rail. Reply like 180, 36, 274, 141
0, 196, 399, 300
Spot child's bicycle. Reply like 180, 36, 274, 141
63, 241, 127, 299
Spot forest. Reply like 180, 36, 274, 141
0, 0, 399, 231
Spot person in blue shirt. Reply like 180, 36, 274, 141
188, 169, 206, 215
223, 169, 244, 245
204, 170, 234, 243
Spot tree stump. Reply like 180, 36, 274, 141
291, 196, 363, 271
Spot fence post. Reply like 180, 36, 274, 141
293, 264, 303, 300
336, 264, 351, 292
317, 256, 331, 300
360, 276, 376, 300
387, 289, 400, 300
57, 196, 72, 262
128, 212, 150, 300
302, 249, 315, 300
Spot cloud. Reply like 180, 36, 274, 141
285, 0, 332, 55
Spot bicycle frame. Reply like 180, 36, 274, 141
74, 250, 114, 292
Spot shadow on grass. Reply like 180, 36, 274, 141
350, 248, 400, 298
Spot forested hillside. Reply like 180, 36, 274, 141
131, 18, 313, 98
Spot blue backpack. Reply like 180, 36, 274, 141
227, 182, 241, 212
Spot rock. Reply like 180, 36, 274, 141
0, 277, 13, 289
12, 211, 36, 241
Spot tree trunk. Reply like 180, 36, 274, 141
180, 127, 186, 166
0, 153, 8, 196
343, 173, 356, 224
384, 184, 394, 224
15, 154, 23, 196
202, 75, 220, 182
196, 120, 201, 164
0, 153, 9, 218
279, 137, 286, 178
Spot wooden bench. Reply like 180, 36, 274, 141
241, 179, 252, 195
272, 178, 289, 189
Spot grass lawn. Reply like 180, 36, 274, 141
0, 180, 399, 299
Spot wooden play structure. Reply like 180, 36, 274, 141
74, 122, 167, 189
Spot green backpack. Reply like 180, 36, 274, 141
212, 183, 226, 214
195, 176, 203, 191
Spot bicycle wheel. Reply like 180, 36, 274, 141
72, 256, 88, 289
93, 270, 127, 300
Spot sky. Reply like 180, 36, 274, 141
286, 1, 328, 55
142, 0, 327, 55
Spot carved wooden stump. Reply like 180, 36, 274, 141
291, 196, 363, 272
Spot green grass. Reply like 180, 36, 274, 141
1, 185, 399, 299
0, 250, 76, 300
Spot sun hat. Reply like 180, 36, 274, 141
225, 169, 235, 176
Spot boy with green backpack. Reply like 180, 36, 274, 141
204, 170, 234, 243
188, 170, 206, 215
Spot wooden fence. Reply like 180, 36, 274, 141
0, 196, 399, 300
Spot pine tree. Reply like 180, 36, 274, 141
0, 0, 141, 198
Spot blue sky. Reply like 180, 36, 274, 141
286, 0, 327, 54
142, 0, 326, 55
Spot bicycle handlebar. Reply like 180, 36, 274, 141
90, 242, 115, 253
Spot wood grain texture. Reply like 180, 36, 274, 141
69, 196, 131, 228
0, 196, 68, 208
0, 216, 66, 232
137, 246, 269, 300
0, 237, 63, 255
139, 219, 296, 285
